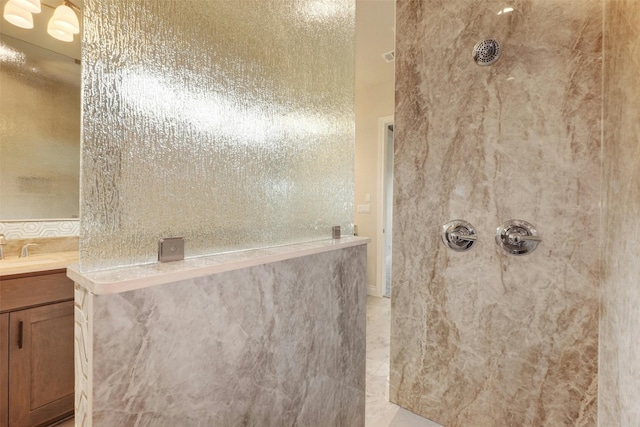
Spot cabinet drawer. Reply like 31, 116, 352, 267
0, 271, 73, 312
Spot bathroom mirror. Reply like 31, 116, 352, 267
0, 3, 81, 220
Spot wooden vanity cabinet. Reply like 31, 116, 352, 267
0, 269, 74, 427
1, 313, 8, 427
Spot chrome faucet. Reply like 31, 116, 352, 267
0, 234, 6, 260
20, 243, 37, 258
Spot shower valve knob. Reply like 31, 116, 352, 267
496, 220, 541, 255
442, 220, 477, 252
450, 231, 477, 242
506, 232, 541, 244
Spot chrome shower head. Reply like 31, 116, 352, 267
472, 39, 501, 66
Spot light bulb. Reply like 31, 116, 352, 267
47, 17, 73, 42
52, 4, 79, 34
9, 0, 41, 14
3, 1, 33, 29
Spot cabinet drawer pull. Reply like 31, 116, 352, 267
18, 321, 23, 349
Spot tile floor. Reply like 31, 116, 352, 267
57, 296, 440, 427
365, 296, 442, 427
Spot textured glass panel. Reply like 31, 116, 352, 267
0, 35, 80, 220
81, 0, 354, 271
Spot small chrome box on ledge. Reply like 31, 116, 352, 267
158, 237, 184, 262
332, 226, 341, 240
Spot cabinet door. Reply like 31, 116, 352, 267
9, 301, 74, 427
1, 313, 8, 427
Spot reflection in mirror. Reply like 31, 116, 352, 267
1, 0, 81, 221
0, 33, 80, 219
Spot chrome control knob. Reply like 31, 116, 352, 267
442, 220, 477, 252
495, 219, 541, 255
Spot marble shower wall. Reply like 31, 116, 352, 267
599, 0, 640, 425
391, 1, 601, 425
74, 246, 366, 426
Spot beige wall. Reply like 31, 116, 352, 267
355, 80, 394, 293
391, 0, 601, 425
600, 0, 640, 424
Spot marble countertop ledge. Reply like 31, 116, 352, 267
68, 237, 370, 295
0, 251, 79, 277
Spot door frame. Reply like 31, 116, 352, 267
375, 115, 394, 298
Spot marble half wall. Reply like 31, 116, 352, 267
74, 244, 366, 427
390, 1, 601, 426
599, 0, 640, 424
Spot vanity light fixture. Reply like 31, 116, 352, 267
3, 1, 34, 28
51, 2, 78, 34
2, 0, 80, 43
47, 16, 73, 41
9, 0, 40, 13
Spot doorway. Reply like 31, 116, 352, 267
377, 115, 394, 298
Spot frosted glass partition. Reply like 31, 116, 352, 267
81, 0, 355, 271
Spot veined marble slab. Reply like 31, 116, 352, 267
68, 236, 368, 295
391, 0, 600, 425
599, 0, 640, 424
74, 244, 367, 426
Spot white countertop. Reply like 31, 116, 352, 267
0, 251, 79, 277
68, 237, 370, 295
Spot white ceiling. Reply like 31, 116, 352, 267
355, 0, 395, 90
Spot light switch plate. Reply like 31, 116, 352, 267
158, 237, 184, 262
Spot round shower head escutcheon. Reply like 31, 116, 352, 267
472, 39, 501, 66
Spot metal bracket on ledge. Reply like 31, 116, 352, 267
158, 237, 184, 262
